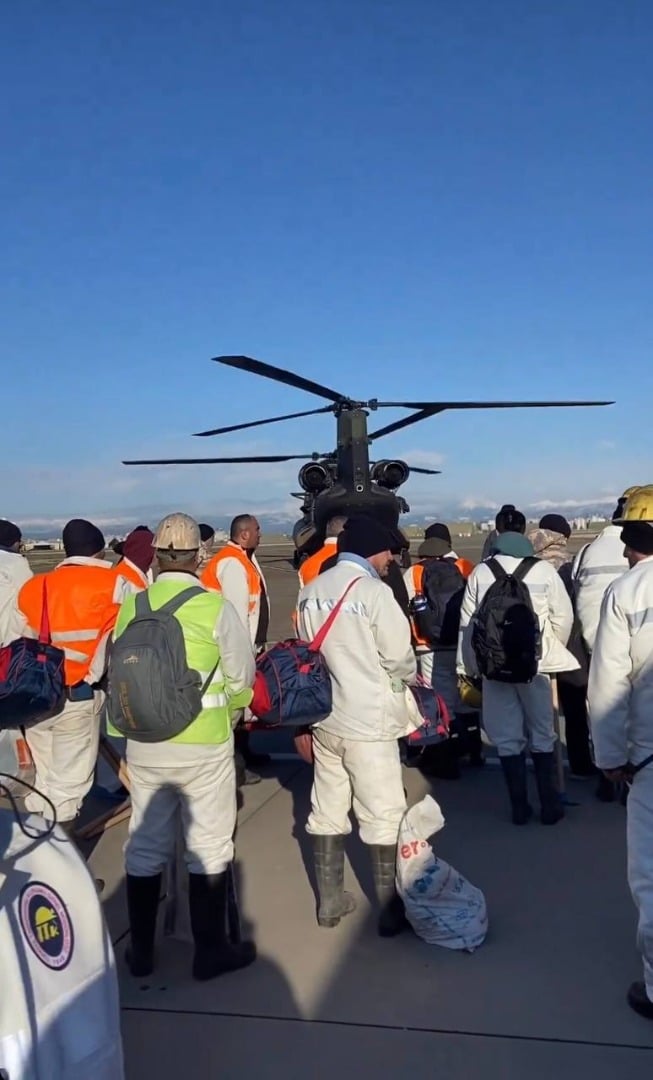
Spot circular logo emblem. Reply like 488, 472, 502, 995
19, 882, 74, 970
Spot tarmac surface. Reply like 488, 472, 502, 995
24, 539, 653, 1076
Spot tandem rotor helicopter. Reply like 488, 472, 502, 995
123, 355, 613, 564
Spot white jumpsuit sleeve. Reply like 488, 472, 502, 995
214, 599, 256, 695
546, 566, 574, 645
369, 585, 417, 684
216, 557, 250, 635
457, 568, 479, 675
588, 586, 632, 770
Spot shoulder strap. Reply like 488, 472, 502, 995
135, 590, 152, 618
575, 543, 591, 576
512, 556, 539, 583
485, 557, 505, 582
310, 578, 364, 652
158, 586, 207, 617
38, 580, 51, 645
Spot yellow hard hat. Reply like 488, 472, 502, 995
621, 485, 643, 500
616, 486, 653, 525
457, 675, 482, 710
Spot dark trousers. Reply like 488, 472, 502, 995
557, 680, 596, 776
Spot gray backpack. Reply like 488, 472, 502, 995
108, 587, 219, 743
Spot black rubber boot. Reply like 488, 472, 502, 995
312, 835, 356, 928
189, 871, 256, 981
370, 845, 407, 937
532, 752, 565, 825
125, 874, 162, 977
499, 755, 533, 825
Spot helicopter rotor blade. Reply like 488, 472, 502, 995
122, 455, 314, 466
193, 404, 333, 438
214, 355, 349, 405
376, 399, 614, 410
368, 408, 445, 441
369, 399, 614, 441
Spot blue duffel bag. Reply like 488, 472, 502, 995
250, 579, 362, 727
0, 584, 66, 729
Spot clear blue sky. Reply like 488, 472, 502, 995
3, 0, 652, 526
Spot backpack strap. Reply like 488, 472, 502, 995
155, 586, 207, 617
309, 578, 364, 652
512, 556, 539, 583
485, 557, 506, 581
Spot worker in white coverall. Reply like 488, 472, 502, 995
14, 519, 121, 831
111, 513, 256, 982
0, 799, 124, 1079
201, 513, 271, 782
0, 520, 32, 646
588, 487, 653, 1020
572, 488, 635, 801
296, 516, 417, 937
572, 488, 636, 654
458, 530, 578, 825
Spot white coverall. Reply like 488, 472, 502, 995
588, 555, 653, 1001
297, 554, 417, 846
0, 810, 124, 1079
571, 524, 629, 654
124, 573, 255, 877
0, 548, 32, 647
457, 556, 577, 757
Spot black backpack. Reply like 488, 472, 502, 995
411, 558, 466, 648
471, 557, 542, 683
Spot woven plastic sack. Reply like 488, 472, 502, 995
396, 794, 488, 951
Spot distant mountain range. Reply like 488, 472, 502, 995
16, 497, 617, 539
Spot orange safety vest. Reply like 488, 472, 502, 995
298, 539, 338, 588
408, 557, 474, 649
18, 564, 121, 686
200, 544, 262, 614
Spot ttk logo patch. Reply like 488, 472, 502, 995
19, 882, 74, 971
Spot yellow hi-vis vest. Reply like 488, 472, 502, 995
110, 579, 252, 745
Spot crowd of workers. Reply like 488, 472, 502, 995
0, 483, 652, 1028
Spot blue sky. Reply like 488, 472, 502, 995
3, 1, 652, 527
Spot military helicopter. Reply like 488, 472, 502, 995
123, 355, 613, 563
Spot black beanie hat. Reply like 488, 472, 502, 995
62, 518, 106, 557
339, 516, 396, 559
0, 520, 22, 548
539, 514, 571, 539
621, 523, 653, 557
425, 522, 451, 545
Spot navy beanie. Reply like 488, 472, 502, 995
62, 518, 106, 557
